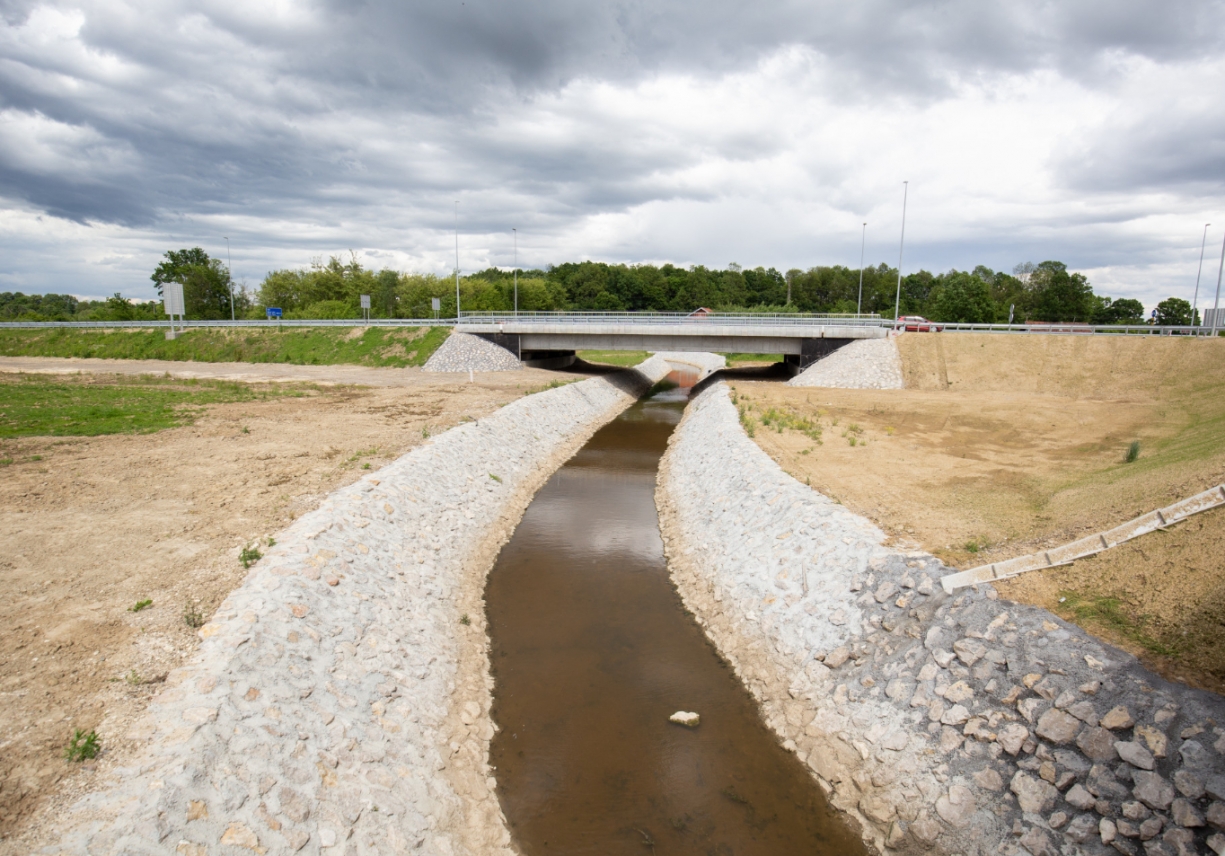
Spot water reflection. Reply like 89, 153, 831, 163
486, 379, 864, 856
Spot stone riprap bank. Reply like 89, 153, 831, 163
657, 382, 1225, 856
48, 357, 674, 856
788, 336, 904, 389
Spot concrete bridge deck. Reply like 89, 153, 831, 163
456, 313, 886, 370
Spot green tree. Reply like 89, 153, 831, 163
1028, 261, 1094, 322
151, 248, 233, 319
929, 271, 995, 323
1155, 297, 1192, 326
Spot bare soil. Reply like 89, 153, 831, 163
0, 358, 572, 848
735, 333, 1225, 693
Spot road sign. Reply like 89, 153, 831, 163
266, 307, 283, 319
431, 298, 441, 311
163, 282, 184, 316
360, 294, 371, 309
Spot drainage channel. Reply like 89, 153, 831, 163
485, 376, 865, 855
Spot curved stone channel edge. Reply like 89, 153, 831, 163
657, 381, 1225, 856
46, 356, 695, 856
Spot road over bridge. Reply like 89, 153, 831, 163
456, 312, 887, 371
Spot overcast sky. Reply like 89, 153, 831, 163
1, 0, 1224, 310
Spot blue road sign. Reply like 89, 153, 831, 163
266, 307, 283, 319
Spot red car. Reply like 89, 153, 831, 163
895, 315, 943, 332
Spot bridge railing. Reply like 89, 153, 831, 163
456, 311, 884, 326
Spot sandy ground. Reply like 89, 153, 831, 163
735, 333, 1225, 693
0, 357, 573, 848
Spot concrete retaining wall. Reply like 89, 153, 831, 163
48, 357, 674, 856
657, 381, 1225, 856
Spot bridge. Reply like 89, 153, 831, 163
455, 312, 886, 371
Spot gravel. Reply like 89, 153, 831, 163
48, 356, 674, 856
658, 380, 1225, 856
787, 337, 903, 388
423, 332, 522, 372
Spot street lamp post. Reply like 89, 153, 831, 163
513, 228, 518, 316
1193, 223, 1211, 329
857, 221, 867, 316
1212, 228, 1225, 337
893, 182, 909, 327
454, 202, 460, 321
225, 236, 234, 321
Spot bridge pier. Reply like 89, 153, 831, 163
782, 338, 850, 376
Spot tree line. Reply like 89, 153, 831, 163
1, 248, 1201, 325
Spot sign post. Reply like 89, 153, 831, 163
266, 306, 282, 332
163, 282, 185, 340
431, 297, 441, 321
360, 294, 371, 325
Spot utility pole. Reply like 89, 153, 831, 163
894, 182, 908, 327
857, 221, 867, 316
454, 202, 460, 321
513, 228, 518, 316
225, 236, 233, 323
1193, 222, 1211, 328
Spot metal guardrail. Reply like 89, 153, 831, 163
913, 321, 1212, 336
0, 315, 1217, 335
0, 319, 448, 329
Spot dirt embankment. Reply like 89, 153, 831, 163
0, 360, 569, 849
736, 333, 1225, 693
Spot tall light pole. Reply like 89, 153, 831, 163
513, 228, 518, 316
454, 201, 460, 321
1193, 222, 1211, 327
225, 236, 233, 323
1212, 227, 1225, 337
857, 221, 867, 316
893, 182, 908, 327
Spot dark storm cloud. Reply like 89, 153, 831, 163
1, 0, 1222, 229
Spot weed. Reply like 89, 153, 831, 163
738, 404, 757, 437
422, 426, 431, 439
1126, 440, 1141, 463
489, 473, 502, 483
64, 729, 100, 762
361, 462, 371, 469
800, 448, 811, 455
0, 458, 11, 466
885, 426, 896, 436
241, 426, 249, 434
125, 669, 144, 685
239, 543, 262, 569
1055, 590, 1176, 656
266, 536, 276, 547
459, 614, 471, 626
964, 541, 980, 554
183, 602, 205, 629
30, 454, 42, 461
847, 436, 857, 447
720, 786, 750, 805
527, 379, 577, 394
128, 599, 152, 613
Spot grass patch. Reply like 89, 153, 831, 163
526, 378, 578, 395
719, 352, 782, 366
0, 325, 449, 368
128, 599, 152, 613
576, 349, 649, 367
1126, 440, 1141, 463
1054, 590, 1176, 657
0, 373, 307, 438
183, 602, 205, 629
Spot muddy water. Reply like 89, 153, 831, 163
486, 380, 865, 855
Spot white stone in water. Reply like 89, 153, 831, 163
670, 711, 701, 728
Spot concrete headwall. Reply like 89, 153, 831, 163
657, 381, 1225, 856
49, 357, 674, 856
